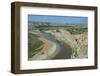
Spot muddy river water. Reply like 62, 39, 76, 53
41, 32, 73, 59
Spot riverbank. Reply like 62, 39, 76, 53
44, 29, 88, 58
29, 29, 88, 60
29, 37, 59, 60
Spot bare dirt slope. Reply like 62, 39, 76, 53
45, 29, 88, 58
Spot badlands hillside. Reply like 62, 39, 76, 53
28, 21, 88, 59
44, 29, 88, 59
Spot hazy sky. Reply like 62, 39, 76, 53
28, 15, 88, 25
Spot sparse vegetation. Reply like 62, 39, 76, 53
28, 21, 88, 59
67, 27, 87, 34
28, 33, 44, 58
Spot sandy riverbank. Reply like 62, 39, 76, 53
29, 37, 60, 60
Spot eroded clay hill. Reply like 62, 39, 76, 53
45, 29, 88, 58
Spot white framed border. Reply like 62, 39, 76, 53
20, 6, 95, 70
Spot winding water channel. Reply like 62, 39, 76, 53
29, 30, 73, 59
41, 31, 73, 59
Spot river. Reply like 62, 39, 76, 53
40, 31, 73, 59
29, 30, 73, 59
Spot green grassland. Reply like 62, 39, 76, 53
67, 27, 87, 34
28, 33, 44, 58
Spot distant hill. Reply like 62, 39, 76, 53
28, 21, 87, 27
